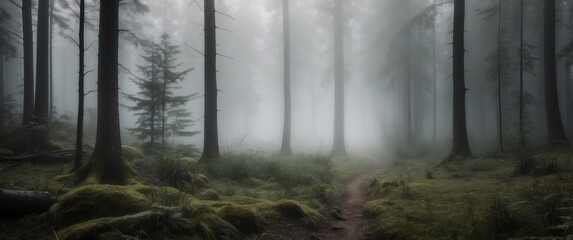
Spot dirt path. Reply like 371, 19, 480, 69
312, 165, 381, 240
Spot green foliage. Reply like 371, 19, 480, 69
485, 197, 522, 239
48, 185, 152, 228
514, 152, 538, 176
125, 33, 197, 147
217, 204, 262, 234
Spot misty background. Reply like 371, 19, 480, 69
1, 0, 572, 156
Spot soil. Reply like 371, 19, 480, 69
266, 162, 382, 240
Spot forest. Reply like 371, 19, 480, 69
0, 0, 572, 239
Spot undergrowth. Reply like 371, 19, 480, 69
363, 151, 573, 240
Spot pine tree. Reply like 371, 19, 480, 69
127, 43, 163, 144
159, 33, 193, 149
127, 34, 194, 150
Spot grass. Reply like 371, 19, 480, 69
0, 151, 372, 239
363, 150, 573, 240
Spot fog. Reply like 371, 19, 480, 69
1, 0, 572, 157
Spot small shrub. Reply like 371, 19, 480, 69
514, 152, 537, 176
485, 197, 521, 238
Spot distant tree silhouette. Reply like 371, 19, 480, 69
331, 0, 347, 156
280, 0, 293, 155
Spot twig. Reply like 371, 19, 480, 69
185, 42, 204, 56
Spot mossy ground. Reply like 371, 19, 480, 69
363, 151, 573, 240
0, 153, 371, 239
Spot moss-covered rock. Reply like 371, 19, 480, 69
190, 173, 211, 189
273, 200, 306, 219
198, 189, 220, 201
122, 145, 144, 161
49, 185, 152, 228
218, 204, 261, 234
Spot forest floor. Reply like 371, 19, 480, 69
265, 160, 382, 240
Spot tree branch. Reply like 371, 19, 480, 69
185, 42, 204, 56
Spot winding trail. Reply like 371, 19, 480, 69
312, 164, 382, 240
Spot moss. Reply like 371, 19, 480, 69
198, 189, 220, 201
0, 148, 15, 156
58, 204, 241, 240
121, 145, 144, 161
72, 154, 142, 185
52, 131, 69, 142
242, 177, 267, 187
49, 185, 152, 228
190, 173, 211, 189
272, 200, 306, 219
180, 156, 198, 164
57, 218, 113, 240
217, 204, 262, 234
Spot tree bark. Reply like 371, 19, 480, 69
450, 0, 472, 159
74, 0, 86, 171
34, 0, 50, 126
519, 0, 525, 148
200, 0, 221, 162
280, 0, 293, 155
22, 0, 34, 126
497, 0, 504, 155
432, 0, 437, 144
49, 0, 54, 122
76, 0, 128, 185
544, 0, 569, 147
0, 55, 4, 133
331, 0, 346, 156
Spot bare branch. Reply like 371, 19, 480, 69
216, 26, 234, 34
84, 90, 97, 96
83, 69, 95, 77
118, 63, 145, 80
59, 0, 80, 19
188, 1, 203, 11
85, 41, 96, 52
215, 10, 235, 20
0, 25, 23, 40
66, 34, 80, 46
217, 53, 234, 60
185, 42, 204, 56
7, 0, 21, 8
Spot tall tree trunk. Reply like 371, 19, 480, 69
432, 0, 437, 144
450, 0, 472, 159
75, 0, 129, 185
74, 0, 86, 171
200, 0, 221, 162
49, 0, 54, 122
151, 82, 156, 145
0, 55, 4, 133
35, 0, 50, 126
162, 49, 167, 150
497, 0, 504, 155
331, 0, 346, 156
22, 0, 34, 126
544, 0, 569, 147
280, 0, 292, 155
519, 0, 525, 149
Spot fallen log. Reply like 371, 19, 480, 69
0, 150, 88, 164
0, 189, 57, 216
